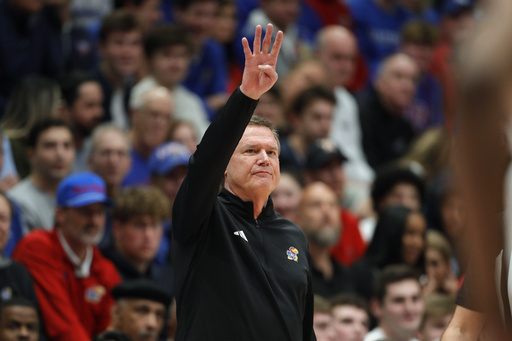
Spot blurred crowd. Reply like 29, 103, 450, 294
0, 0, 482, 340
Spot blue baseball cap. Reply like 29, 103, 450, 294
57, 172, 109, 208
442, 0, 473, 16
149, 142, 191, 175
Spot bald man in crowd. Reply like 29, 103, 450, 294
315, 26, 373, 204
123, 86, 174, 187
358, 53, 418, 170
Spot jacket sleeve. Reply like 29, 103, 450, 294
172, 88, 258, 244
13, 239, 91, 341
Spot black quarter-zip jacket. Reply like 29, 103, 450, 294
172, 88, 316, 341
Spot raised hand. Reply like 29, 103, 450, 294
239, 24, 283, 100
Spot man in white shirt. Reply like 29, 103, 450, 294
365, 265, 424, 341
315, 26, 374, 211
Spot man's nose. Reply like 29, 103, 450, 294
257, 150, 270, 164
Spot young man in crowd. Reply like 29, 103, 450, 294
8, 119, 75, 233
101, 186, 172, 298
59, 71, 105, 172
0, 298, 39, 341
132, 25, 210, 139
313, 295, 337, 341
93, 10, 144, 128
366, 265, 425, 341
331, 293, 370, 341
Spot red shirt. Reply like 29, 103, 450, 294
331, 209, 367, 266
13, 230, 121, 341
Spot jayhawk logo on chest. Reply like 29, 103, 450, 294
287, 247, 299, 262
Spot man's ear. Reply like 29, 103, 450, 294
370, 298, 382, 320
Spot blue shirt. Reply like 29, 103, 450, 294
405, 73, 444, 133
121, 149, 150, 187
349, 0, 409, 78
182, 39, 228, 120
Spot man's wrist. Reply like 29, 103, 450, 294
239, 85, 260, 100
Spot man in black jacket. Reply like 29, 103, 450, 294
172, 24, 316, 340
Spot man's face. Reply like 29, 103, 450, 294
313, 312, 337, 341
224, 126, 280, 201
418, 314, 453, 341
114, 299, 165, 341
332, 305, 369, 341
133, 96, 173, 152
150, 46, 191, 88
0, 306, 39, 341
114, 215, 163, 263
298, 183, 340, 247
175, 1, 218, 44
70, 82, 104, 135
58, 203, 106, 246
262, 0, 300, 30
271, 173, 302, 223
378, 279, 424, 339
308, 158, 346, 199
376, 56, 419, 112
89, 131, 131, 189
100, 30, 143, 78
30, 127, 75, 182
379, 182, 421, 212
300, 99, 334, 143
0, 196, 12, 252
402, 212, 426, 266
150, 166, 188, 208
317, 33, 357, 87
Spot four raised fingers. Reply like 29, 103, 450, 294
243, 24, 283, 59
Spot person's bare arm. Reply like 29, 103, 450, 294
455, 0, 512, 335
441, 306, 485, 341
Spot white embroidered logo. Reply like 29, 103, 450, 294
234, 230, 248, 242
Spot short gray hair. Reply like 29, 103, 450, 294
248, 115, 280, 152
90, 123, 131, 154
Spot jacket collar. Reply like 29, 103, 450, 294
218, 188, 276, 221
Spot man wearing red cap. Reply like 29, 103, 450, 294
13, 172, 121, 341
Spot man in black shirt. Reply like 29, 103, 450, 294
172, 24, 316, 340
